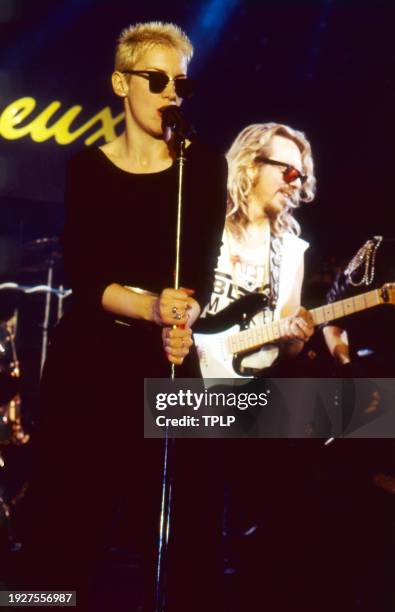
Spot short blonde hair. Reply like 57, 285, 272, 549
226, 123, 316, 238
114, 21, 193, 71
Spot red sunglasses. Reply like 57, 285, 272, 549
255, 156, 307, 184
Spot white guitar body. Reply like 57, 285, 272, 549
194, 283, 395, 383
194, 326, 279, 380
194, 325, 242, 379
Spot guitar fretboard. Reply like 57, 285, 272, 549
227, 287, 383, 355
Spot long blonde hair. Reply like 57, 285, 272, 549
226, 123, 316, 238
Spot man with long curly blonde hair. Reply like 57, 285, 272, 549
202, 122, 316, 372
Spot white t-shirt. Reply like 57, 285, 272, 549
203, 229, 308, 319
201, 229, 308, 370
198, 230, 309, 370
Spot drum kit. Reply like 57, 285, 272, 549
0, 237, 71, 544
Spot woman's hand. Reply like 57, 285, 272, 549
152, 287, 201, 365
162, 326, 194, 365
151, 287, 201, 328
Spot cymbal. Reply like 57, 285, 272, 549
23, 236, 61, 252
0, 282, 71, 297
20, 236, 62, 273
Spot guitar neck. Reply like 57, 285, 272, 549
309, 287, 382, 326
228, 287, 383, 355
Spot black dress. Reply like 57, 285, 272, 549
26, 143, 227, 610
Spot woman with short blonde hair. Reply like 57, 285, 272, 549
115, 21, 194, 71
27, 20, 226, 611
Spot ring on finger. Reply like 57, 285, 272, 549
171, 306, 184, 321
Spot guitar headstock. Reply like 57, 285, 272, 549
380, 283, 395, 305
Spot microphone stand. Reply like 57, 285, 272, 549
155, 132, 187, 612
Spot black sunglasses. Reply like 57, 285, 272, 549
122, 70, 195, 99
255, 156, 307, 184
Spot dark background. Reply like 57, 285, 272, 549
1, 3, 395, 607
1, 0, 394, 263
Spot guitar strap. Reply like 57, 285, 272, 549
269, 234, 283, 313
238, 231, 283, 372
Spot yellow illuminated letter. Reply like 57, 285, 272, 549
0, 97, 37, 139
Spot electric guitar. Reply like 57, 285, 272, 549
194, 283, 395, 380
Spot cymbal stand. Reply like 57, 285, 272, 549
57, 284, 65, 323
40, 259, 54, 377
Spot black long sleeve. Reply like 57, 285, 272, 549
62, 143, 226, 316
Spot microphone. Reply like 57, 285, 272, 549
161, 105, 196, 141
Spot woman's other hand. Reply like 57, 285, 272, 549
161, 326, 194, 365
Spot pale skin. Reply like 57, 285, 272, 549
99, 44, 199, 365
241, 135, 314, 357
